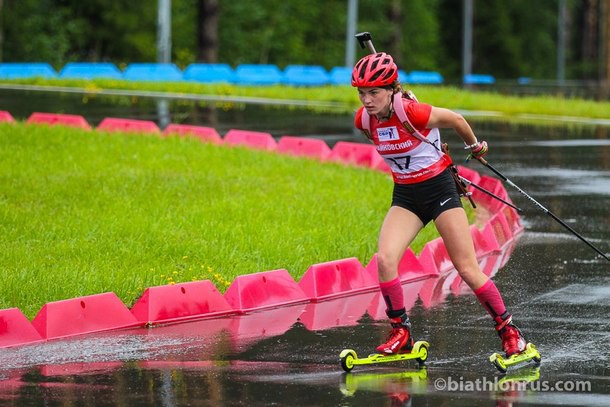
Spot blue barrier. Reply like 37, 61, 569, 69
0, 63, 57, 79
328, 66, 352, 85
398, 69, 409, 83
183, 63, 235, 83
59, 63, 122, 80
464, 73, 496, 85
408, 70, 444, 84
234, 64, 283, 85
283, 65, 329, 86
122, 63, 183, 82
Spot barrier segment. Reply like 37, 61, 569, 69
299, 257, 377, 301
224, 269, 309, 313
0, 110, 16, 123
228, 303, 307, 347
97, 118, 161, 134
26, 112, 91, 130
224, 129, 277, 151
330, 141, 385, 169
163, 124, 222, 144
0, 308, 44, 348
418, 237, 454, 275
456, 164, 482, 185
31, 292, 142, 340
365, 248, 435, 282
130, 280, 235, 325
277, 135, 332, 161
300, 291, 375, 331
471, 224, 501, 258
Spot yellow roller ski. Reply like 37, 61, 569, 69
489, 342, 541, 373
340, 340, 429, 372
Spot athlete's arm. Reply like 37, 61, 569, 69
426, 106, 478, 146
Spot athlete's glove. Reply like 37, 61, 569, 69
465, 140, 488, 162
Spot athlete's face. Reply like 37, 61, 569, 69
358, 87, 393, 117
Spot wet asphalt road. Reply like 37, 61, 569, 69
0, 117, 609, 406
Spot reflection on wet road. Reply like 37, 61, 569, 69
1, 119, 609, 406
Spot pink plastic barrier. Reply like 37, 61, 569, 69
227, 303, 306, 347
130, 280, 235, 325
365, 248, 435, 282
298, 257, 377, 301
486, 212, 514, 250
277, 135, 331, 161
0, 308, 44, 348
418, 237, 454, 275
330, 141, 385, 169
478, 252, 503, 279
501, 205, 524, 236
163, 123, 222, 144
471, 175, 512, 213
0, 110, 15, 123
224, 129, 277, 151
456, 164, 481, 185
31, 292, 141, 340
26, 112, 91, 130
418, 271, 458, 309
471, 224, 501, 258
300, 291, 375, 331
224, 269, 309, 313
97, 118, 161, 134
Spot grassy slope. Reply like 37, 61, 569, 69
1, 122, 448, 318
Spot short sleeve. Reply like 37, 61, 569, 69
354, 107, 364, 130
404, 100, 432, 131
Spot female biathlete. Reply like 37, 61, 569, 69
352, 52, 527, 358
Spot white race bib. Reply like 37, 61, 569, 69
377, 126, 400, 142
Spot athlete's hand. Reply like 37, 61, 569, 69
465, 140, 488, 162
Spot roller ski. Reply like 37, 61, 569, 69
340, 314, 428, 372
340, 340, 429, 372
489, 313, 541, 373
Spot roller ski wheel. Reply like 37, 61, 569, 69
489, 342, 541, 374
339, 340, 429, 372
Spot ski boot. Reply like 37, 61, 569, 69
377, 313, 414, 354
489, 313, 541, 373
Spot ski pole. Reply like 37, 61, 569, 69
355, 32, 377, 54
458, 175, 522, 212
476, 157, 610, 262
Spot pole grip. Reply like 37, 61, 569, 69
355, 32, 377, 54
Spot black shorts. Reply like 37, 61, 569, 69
391, 168, 463, 225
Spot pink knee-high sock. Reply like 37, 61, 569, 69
380, 277, 405, 318
474, 279, 508, 319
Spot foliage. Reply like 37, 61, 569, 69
0, 0, 601, 82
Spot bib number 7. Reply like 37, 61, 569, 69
387, 155, 411, 171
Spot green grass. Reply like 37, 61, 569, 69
4, 77, 610, 120
0, 122, 449, 319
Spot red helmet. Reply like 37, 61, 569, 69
351, 52, 398, 87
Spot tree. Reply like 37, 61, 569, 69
197, 0, 218, 62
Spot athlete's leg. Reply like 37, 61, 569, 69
375, 206, 423, 354
435, 207, 526, 356
434, 207, 486, 290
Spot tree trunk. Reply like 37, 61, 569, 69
387, 0, 402, 66
580, 0, 599, 79
197, 0, 218, 62
0, 0, 4, 62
